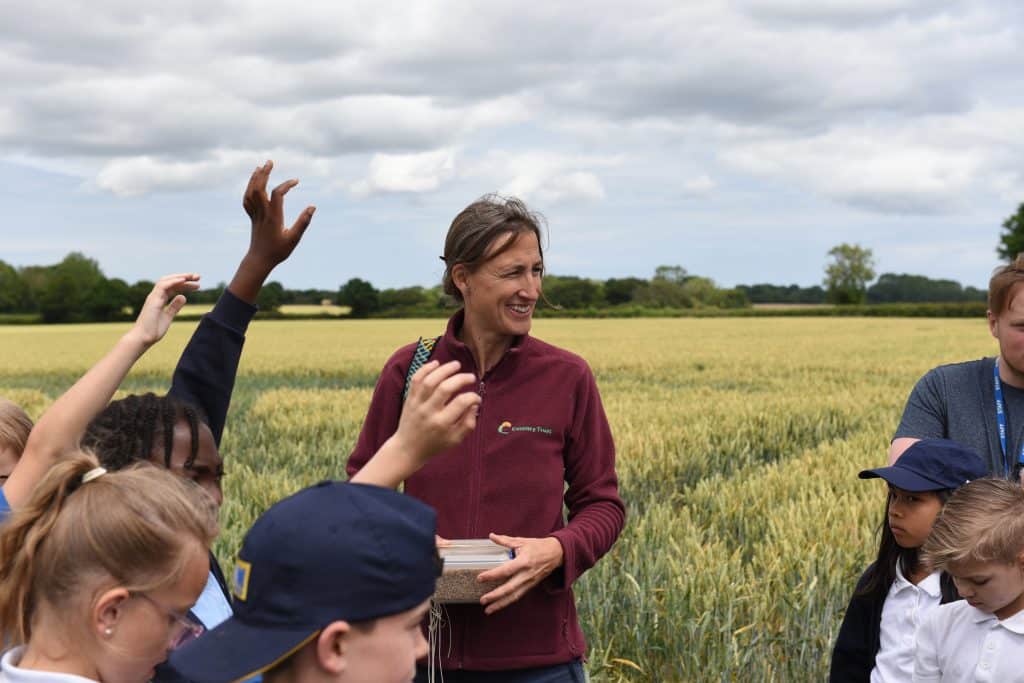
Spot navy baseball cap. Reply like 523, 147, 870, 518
169, 481, 441, 683
859, 439, 987, 491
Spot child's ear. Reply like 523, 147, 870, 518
315, 621, 351, 674
93, 587, 130, 641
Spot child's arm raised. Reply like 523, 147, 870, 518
229, 160, 315, 303
3, 274, 199, 509
169, 160, 314, 445
351, 360, 480, 489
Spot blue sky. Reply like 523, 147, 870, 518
1, 1, 1021, 290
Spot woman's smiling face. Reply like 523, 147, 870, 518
457, 231, 543, 340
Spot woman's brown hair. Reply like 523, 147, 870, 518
0, 450, 218, 645
441, 194, 546, 302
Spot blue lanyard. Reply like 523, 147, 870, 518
993, 359, 1024, 476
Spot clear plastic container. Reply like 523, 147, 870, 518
434, 539, 515, 604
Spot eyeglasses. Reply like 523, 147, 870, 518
132, 592, 205, 649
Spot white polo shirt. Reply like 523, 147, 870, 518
0, 647, 97, 682
914, 600, 1024, 682
190, 570, 233, 629
871, 565, 943, 682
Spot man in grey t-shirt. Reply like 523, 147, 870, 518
891, 256, 1024, 482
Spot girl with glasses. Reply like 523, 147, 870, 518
0, 452, 218, 683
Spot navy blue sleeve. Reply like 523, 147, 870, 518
169, 289, 256, 446
829, 566, 879, 683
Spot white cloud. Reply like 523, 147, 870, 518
533, 172, 606, 203
95, 154, 251, 197
682, 174, 716, 197
723, 135, 982, 214
1, 0, 1023, 291
462, 151, 619, 205
719, 102, 1024, 214
993, 173, 1024, 204
735, 0, 941, 25
349, 148, 456, 196
95, 150, 331, 197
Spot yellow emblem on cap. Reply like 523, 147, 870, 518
233, 559, 252, 602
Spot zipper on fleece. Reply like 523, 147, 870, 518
467, 378, 486, 538
452, 346, 513, 670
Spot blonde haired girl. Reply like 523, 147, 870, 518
0, 452, 217, 682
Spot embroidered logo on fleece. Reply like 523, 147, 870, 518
497, 420, 554, 436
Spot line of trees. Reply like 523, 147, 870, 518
811, 202, 1023, 305
0, 253, 155, 323
339, 265, 750, 318
0, 251, 992, 324
0, 255, 753, 322
0, 253, 301, 322
738, 273, 985, 306
816, 243, 986, 306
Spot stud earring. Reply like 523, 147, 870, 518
104, 627, 113, 637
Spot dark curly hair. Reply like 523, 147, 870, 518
83, 393, 206, 471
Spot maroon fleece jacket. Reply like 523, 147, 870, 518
346, 311, 625, 671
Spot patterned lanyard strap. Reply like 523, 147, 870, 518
993, 359, 1024, 476
403, 336, 441, 401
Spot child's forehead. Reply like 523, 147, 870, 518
888, 484, 939, 497
948, 557, 994, 576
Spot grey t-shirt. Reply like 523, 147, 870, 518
894, 357, 1024, 476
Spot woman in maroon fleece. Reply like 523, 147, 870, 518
346, 195, 625, 683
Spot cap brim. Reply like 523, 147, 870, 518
858, 466, 947, 491
168, 617, 319, 683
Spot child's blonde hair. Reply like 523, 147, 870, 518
0, 397, 33, 455
922, 478, 1024, 571
0, 450, 218, 645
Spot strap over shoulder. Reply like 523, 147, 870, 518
402, 336, 442, 401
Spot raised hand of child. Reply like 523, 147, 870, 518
242, 160, 315, 270
228, 160, 315, 304
4, 273, 200, 508
351, 361, 481, 489
396, 360, 481, 465
127, 273, 201, 348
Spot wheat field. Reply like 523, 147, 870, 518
0, 317, 996, 681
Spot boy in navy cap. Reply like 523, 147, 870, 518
169, 480, 440, 683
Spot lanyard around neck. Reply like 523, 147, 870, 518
993, 359, 1024, 476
